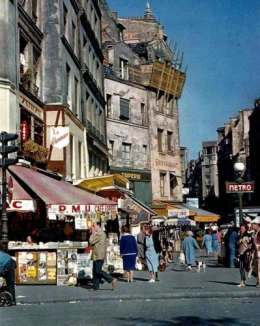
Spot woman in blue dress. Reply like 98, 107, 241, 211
211, 230, 219, 257
145, 227, 162, 282
202, 229, 213, 257
120, 226, 138, 283
181, 231, 201, 271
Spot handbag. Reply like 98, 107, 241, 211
178, 252, 185, 264
159, 260, 166, 272
135, 258, 143, 271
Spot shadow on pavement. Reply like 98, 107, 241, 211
115, 316, 248, 325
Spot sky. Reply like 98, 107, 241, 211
106, 0, 260, 160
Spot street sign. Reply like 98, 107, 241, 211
226, 181, 254, 193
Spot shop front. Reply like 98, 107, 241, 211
6, 165, 117, 285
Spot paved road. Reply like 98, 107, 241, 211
11, 252, 260, 305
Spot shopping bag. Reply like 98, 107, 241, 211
178, 252, 185, 264
135, 258, 143, 271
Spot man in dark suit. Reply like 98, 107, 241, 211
88, 221, 117, 291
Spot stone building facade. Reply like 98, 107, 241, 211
217, 109, 252, 220
0, 0, 108, 181
101, 0, 186, 205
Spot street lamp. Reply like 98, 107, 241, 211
234, 161, 245, 226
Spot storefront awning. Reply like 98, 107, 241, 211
8, 165, 117, 215
164, 218, 196, 226
0, 169, 36, 212
193, 216, 219, 222
73, 174, 129, 193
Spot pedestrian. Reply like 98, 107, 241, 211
217, 228, 223, 248
224, 227, 232, 267
88, 221, 117, 291
237, 224, 252, 287
119, 225, 138, 283
228, 227, 238, 268
137, 225, 147, 269
202, 229, 213, 257
211, 230, 219, 257
181, 231, 201, 271
251, 217, 260, 287
144, 226, 162, 282
0, 241, 17, 305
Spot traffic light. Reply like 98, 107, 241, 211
0, 131, 19, 167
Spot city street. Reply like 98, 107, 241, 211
1, 252, 260, 325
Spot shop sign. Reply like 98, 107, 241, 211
19, 94, 43, 120
155, 159, 178, 168
20, 120, 29, 143
48, 204, 116, 215
50, 126, 70, 148
6, 200, 36, 212
168, 209, 189, 218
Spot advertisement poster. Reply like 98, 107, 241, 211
57, 250, 77, 286
77, 253, 93, 280
17, 251, 57, 284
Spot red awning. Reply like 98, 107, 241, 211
8, 166, 117, 214
0, 169, 36, 212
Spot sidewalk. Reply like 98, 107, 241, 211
15, 252, 260, 305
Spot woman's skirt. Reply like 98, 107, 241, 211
122, 254, 136, 271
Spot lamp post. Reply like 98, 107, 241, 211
234, 162, 245, 226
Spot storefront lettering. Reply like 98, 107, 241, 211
50, 204, 117, 214
155, 159, 178, 168
10, 200, 22, 209
19, 94, 43, 120
121, 172, 141, 180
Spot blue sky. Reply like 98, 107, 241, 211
106, 0, 260, 160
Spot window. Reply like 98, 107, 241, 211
32, 0, 38, 23
165, 95, 173, 116
160, 172, 166, 196
78, 141, 82, 178
108, 140, 114, 157
141, 103, 147, 125
70, 134, 74, 177
74, 77, 78, 115
167, 131, 173, 152
122, 143, 131, 164
63, 4, 68, 38
142, 145, 147, 163
120, 98, 129, 121
119, 58, 128, 80
157, 129, 163, 152
170, 173, 178, 196
66, 64, 71, 106
72, 22, 77, 53
106, 94, 112, 117
205, 176, 211, 186
156, 91, 164, 113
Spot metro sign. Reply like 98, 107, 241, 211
226, 181, 254, 193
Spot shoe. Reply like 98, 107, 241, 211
187, 266, 192, 271
111, 278, 118, 290
88, 288, 97, 292
256, 284, 260, 288
11, 302, 16, 306
237, 283, 246, 287
148, 279, 155, 282
155, 278, 160, 282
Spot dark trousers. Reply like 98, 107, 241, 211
4, 259, 16, 302
92, 260, 113, 290
239, 254, 246, 282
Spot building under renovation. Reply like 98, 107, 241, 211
100, 0, 186, 206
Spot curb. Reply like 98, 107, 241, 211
16, 290, 260, 305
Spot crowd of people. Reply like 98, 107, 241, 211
2, 218, 260, 304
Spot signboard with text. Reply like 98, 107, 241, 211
226, 182, 254, 193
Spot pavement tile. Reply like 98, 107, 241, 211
14, 252, 260, 304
